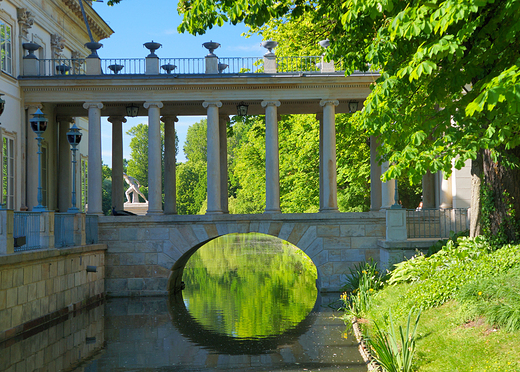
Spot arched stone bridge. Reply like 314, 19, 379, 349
98, 212, 387, 296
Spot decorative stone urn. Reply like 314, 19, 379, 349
108, 64, 124, 74
161, 64, 177, 74
261, 40, 278, 56
22, 42, 41, 59
55, 64, 70, 75
84, 41, 103, 58
144, 41, 162, 57
202, 41, 221, 56
218, 63, 228, 73
319, 39, 330, 49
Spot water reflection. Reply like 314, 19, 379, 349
0, 301, 104, 372
181, 234, 318, 342
70, 233, 367, 371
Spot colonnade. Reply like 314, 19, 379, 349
82, 99, 343, 215
24, 100, 451, 214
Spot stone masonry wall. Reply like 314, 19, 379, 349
99, 212, 386, 296
0, 245, 106, 343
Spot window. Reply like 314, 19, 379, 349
2, 136, 14, 209
0, 21, 12, 75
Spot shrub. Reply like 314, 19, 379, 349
386, 238, 520, 315
457, 266, 520, 332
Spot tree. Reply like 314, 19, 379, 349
102, 164, 112, 215
176, 0, 520, 241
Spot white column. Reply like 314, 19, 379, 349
26, 104, 42, 211
162, 115, 178, 214
144, 101, 164, 215
319, 99, 339, 212
316, 113, 324, 210
83, 102, 104, 215
203, 101, 223, 214
380, 161, 396, 209
57, 116, 72, 212
370, 136, 382, 210
439, 172, 453, 209
262, 100, 281, 213
422, 171, 436, 208
108, 116, 127, 211
219, 115, 229, 214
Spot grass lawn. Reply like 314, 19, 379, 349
364, 284, 520, 372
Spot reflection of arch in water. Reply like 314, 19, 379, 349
167, 232, 319, 294
168, 289, 320, 355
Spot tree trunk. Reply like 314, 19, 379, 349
482, 147, 520, 242
470, 151, 483, 238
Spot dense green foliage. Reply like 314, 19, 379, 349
182, 234, 318, 338
387, 238, 520, 313
457, 266, 520, 332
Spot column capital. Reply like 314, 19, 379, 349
107, 116, 127, 125
161, 115, 179, 124
203, 100, 222, 108
320, 99, 339, 107
144, 101, 163, 110
261, 100, 281, 108
83, 102, 104, 110
24, 103, 42, 110
56, 115, 74, 123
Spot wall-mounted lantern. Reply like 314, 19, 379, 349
236, 102, 249, 116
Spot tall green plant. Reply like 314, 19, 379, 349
368, 309, 421, 372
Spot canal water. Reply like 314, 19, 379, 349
2, 234, 367, 371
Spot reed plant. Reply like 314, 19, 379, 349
367, 308, 421, 372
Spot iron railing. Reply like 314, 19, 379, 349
407, 208, 470, 239
30, 56, 346, 76
54, 213, 76, 248
13, 212, 41, 252
38, 59, 86, 76
276, 56, 321, 73
159, 58, 206, 74
86, 215, 99, 244
101, 58, 146, 75
217, 57, 264, 74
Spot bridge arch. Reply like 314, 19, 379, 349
99, 212, 385, 296
167, 231, 320, 294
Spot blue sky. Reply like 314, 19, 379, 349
92, 0, 264, 165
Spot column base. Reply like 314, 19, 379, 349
264, 208, 281, 214
146, 210, 164, 216
206, 210, 224, 215
319, 208, 339, 213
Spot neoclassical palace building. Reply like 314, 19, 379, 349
1, 0, 112, 212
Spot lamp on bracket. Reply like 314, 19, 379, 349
236, 102, 248, 116
349, 101, 359, 113
126, 103, 139, 117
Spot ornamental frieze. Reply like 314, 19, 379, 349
17, 8, 34, 39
